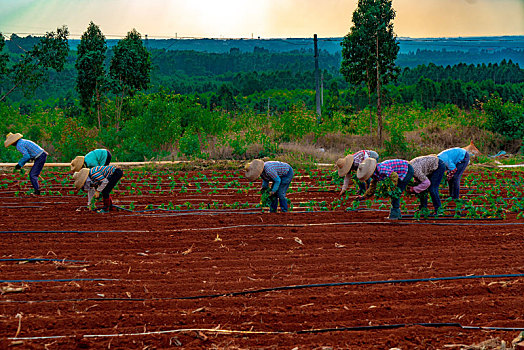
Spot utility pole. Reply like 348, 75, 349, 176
321, 71, 324, 106
314, 34, 321, 122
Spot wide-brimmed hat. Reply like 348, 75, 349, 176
463, 141, 480, 158
357, 158, 377, 182
336, 154, 354, 177
73, 168, 89, 189
70, 156, 85, 172
4, 133, 23, 147
245, 159, 264, 181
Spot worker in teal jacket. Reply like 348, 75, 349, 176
70, 149, 112, 172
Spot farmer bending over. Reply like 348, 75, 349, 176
336, 150, 379, 196
73, 165, 123, 212
407, 155, 446, 215
70, 149, 112, 172
245, 159, 294, 213
437, 147, 470, 200
4, 132, 48, 195
356, 158, 414, 220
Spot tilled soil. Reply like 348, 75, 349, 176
1, 169, 523, 349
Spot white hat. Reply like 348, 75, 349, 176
4, 133, 23, 147
70, 156, 85, 172
73, 168, 89, 189
245, 159, 264, 181
357, 158, 377, 182
335, 154, 354, 177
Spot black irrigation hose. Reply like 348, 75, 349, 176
6, 322, 524, 341
1, 218, 524, 236
0, 278, 118, 283
2, 274, 522, 302
0, 230, 147, 234
0, 258, 86, 263
174, 273, 524, 300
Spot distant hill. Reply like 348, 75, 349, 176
61, 36, 524, 55
6, 35, 524, 67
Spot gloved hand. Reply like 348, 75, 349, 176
406, 186, 415, 194
447, 168, 457, 181
356, 195, 365, 201
339, 189, 346, 196
269, 191, 276, 198
94, 191, 100, 199
13, 164, 25, 174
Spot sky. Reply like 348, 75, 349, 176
0, 0, 523, 39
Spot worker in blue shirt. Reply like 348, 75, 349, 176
4, 133, 48, 195
437, 147, 470, 199
245, 159, 294, 213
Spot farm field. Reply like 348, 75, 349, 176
1, 166, 523, 349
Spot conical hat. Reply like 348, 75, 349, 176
336, 154, 354, 177
463, 141, 480, 157
4, 133, 23, 147
357, 158, 377, 182
73, 168, 89, 189
70, 156, 85, 172
245, 159, 264, 181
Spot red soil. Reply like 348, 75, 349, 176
0, 169, 523, 349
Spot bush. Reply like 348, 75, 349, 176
483, 96, 524, 140
178, 131, 202, 158
276, 102, 317, 141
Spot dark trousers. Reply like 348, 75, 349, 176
105, 150, 112, 165
391, 164, 414, 210
420, 159, 446, 211
449, 152, 470, 199
101, 168, 123, 199
29, 153, 47, 191
270, 168, 294, 213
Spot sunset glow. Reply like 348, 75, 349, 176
0, 0, 523, 39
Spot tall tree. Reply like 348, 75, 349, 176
340, 0, 400, 142
109, 29, 151, 129
0, 26, 69, 102
0, 33, 8, 79
75, 22, 107, 128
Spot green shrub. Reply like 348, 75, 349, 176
178, 131, 201, 158
483, 96, 524, 140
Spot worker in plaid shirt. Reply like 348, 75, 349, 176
73, 165, 123, 212
4, 132, 48, 195
356, 158, 414, 219
245, 159, 294, 213
336, 150, 379, 195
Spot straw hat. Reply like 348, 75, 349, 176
73, 168, 89, 189
357, 158, 377, 182
4, 133, 23, 147
463, 141, 480, 158
70, 156, 85, 172
245, 159, 264, 181
335, 154, 354, 177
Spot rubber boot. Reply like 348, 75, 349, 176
387, 208, 402, 220
100, 197, 111, 213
